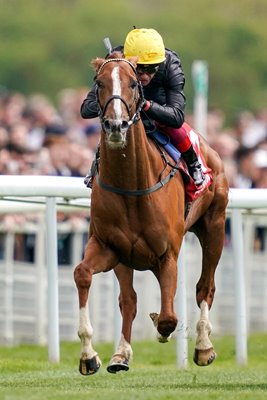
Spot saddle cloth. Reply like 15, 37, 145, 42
150, 123, 213, 202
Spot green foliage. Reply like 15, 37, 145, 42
0, 334, 267, 399
0, 0, 267, 123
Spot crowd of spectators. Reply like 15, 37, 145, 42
1, 88, 266, 187
0, 87, 101, 178
0, 87, 267, 259
207, 107, 267, 251
0, 87, 102, 263
203, 107, 267, 190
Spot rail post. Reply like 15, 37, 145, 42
231, 208, 248, 365
46, 197, 60, 363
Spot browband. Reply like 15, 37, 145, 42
97, 58, 137, 75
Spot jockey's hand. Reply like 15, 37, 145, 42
142, 99, 151, 111
155, 122, 167, 130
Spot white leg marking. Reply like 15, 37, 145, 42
195, 300, 213, 350
115, 334, 133, 361
78, 303, 98, 360
111, 65, 122, 120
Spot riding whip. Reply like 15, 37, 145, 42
103, 37, 113, 55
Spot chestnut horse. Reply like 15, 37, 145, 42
74, 53, 229, 375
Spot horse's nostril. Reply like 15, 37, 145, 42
121, 121, 129, 130
103, 120, 111, 131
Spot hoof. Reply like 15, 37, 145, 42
149, 313, 173, 343
79, 355, 101, 375
107, 355, 129, 374
157, 334, 170, 343
193, 348, 216, 366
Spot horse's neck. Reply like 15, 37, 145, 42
100, 124, 155, 189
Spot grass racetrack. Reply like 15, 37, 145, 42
0, 333, 266, 400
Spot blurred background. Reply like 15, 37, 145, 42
0, 0, 267, 346
1, 0, 267, 124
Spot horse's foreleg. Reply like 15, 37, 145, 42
74, 236, 119, 375
107, 264, 136, 374
78, 296, 101, 374
74, 259, 101, 375
193, 209, 226, 366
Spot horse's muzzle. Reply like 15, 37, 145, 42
102, 119, 130, 148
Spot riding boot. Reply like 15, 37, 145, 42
182, 145, 205, 186
84, 146, 100, 188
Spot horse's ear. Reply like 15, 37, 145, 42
91, 57, 105, 72
126, 56, 138, 68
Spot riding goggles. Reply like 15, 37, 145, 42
136, 63, 160, 75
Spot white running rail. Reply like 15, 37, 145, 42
0, 175, 267, 367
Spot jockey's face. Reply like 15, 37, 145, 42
137, 71, 156, 86
136, 64, 159, 86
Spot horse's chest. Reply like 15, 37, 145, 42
118, 230, 167, 269
97, 217, 169, 269
92, 197, 176, 268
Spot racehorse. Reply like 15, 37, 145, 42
74, 52, 229, 375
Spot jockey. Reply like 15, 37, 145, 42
81, 28, 205, 188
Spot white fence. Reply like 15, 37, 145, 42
0, 175, 267, 367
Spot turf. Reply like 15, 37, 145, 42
0, 334, 266, 399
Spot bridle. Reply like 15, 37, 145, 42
95, 58, 145, 128
94, 57, 181, 196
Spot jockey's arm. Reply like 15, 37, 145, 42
145, 97, 185, 128
144, 55, 186, 128
80, 84, 99, 119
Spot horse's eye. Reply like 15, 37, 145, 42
130, 81, 138, 89
96, 80, 103, 89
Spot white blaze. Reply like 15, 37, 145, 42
111, 65, 122, 120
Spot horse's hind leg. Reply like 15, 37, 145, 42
107, 264, 136, 374
74, 236, 118, 375
193, 203, 227, 366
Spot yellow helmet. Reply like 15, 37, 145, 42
124, 28, 166, 64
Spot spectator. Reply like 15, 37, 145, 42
210, 130, 239, 186
253, 148, 267, 188
252, 147, 267, 251
0, 126, 9, 149
234, 109, 267, 148
211, 130, 239, 160
206, 108, 226, 145
84, 123, 101, 153
43, 134, 71, 176
66, 141, 94, 177
234, 146, 261, 188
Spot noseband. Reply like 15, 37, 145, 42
95, 58, 145, 127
